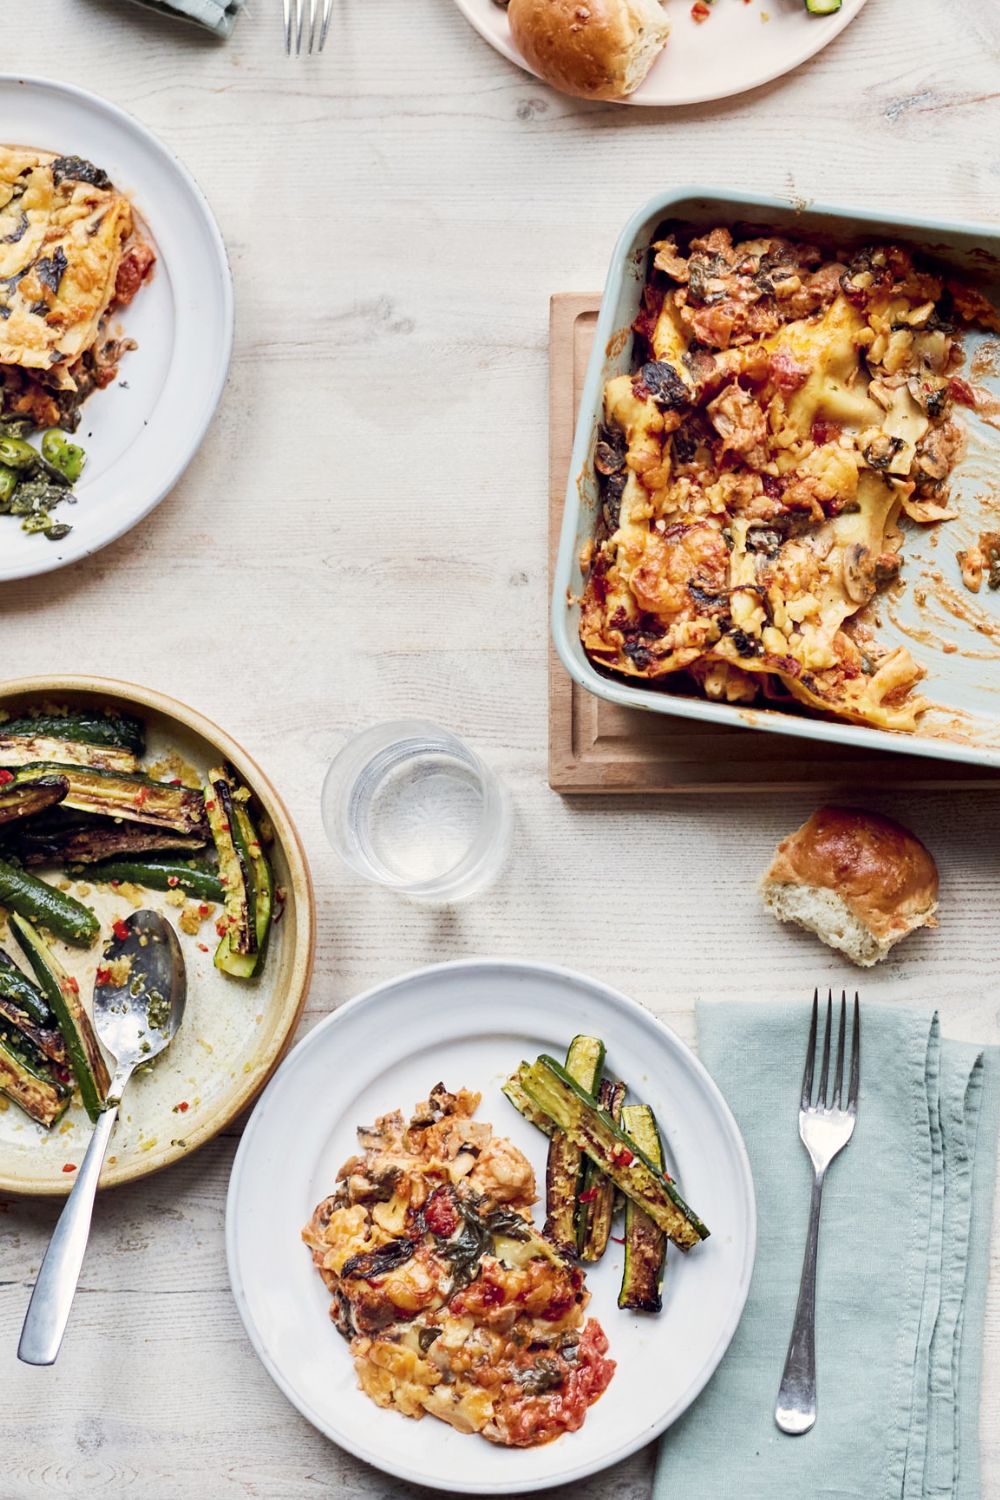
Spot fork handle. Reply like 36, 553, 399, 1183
775, 1170, 825, 1434
17, 1100, 120, 1367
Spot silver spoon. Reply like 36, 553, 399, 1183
18, 910, 186, 1366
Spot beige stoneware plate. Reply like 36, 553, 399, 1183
0, 675, 314, 1197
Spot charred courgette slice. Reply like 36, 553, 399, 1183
11, 914, 110, 1121
85, 856, 224, 903
12, 764, 207, 837
0, 947, 54, 1027
208, 772, 273, 980
0, 856, 99, 946
543, 1035, 605, 1254
577, 1077, 625, 1261
0, 709, 145, 756
0, 992, 67, 1066
0, 1017, 70, 1128
618, 1104, 668, 1312
205, 772, 257, 963
502, 1071, 553, 1136
516, 1055, 709, 1250
0, 734, 138, 773
0, 775, 68, 825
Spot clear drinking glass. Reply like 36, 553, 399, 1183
321, 720, 512, 902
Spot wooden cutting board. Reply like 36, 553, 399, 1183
547, 293, 1000, 793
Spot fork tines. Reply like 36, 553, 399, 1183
801, 988, 860, 1114
284, 0, 332, 54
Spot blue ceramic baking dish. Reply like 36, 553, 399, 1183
551, 188, 1000, 770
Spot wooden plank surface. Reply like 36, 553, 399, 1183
548, 294, 1000, 793
2, 3, 1000, 1499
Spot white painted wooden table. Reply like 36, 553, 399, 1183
3, 1, 1000, 1494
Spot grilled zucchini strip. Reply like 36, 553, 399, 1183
543, 1035, 605, 1254
0, 710, 145, 756
0, 856, 99, 946
11, 914, 109, 1121
0, 947, 55, 1027
515, 1055, 709, 1250
12, 764, 207, 836
0, 734, 138, 772
214, 789, 273, 979
0, 776, 68, 824
576, 1077, 625, 1261
618, 1104, 668, 1311
502, 1072, 553, 1136
205, 772, 256, 963
85, 856, 224, 903
0, 1018, 70, 1127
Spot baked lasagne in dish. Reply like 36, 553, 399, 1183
580, 228, 1000, 732
303, 1083, 615, 1447
0, 146, 154, 430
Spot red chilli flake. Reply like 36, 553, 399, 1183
177, 1100, 189, 1113
112, 919, 130, 942
612, 1147, 634, 1167
691, 1, 711, 20
0, 769, 14, 785
577, 1187, 598, 1204
134, 786, 149, 808
95, 967, 112, 987
610, 1234, 625, 1244
62, 1163, 76, 1174
167, 875, 180, 888
197, 942, 210, 953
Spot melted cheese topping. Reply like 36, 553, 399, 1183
0, 146, 133, 383
582, 231, 992, 733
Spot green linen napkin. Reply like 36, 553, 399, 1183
655, 1000, 1000, 1500
115, 0, 244, 38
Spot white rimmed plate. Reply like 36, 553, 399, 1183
453, 0, 868, 108
0, 76, 233, 581
226, 960, 756, 1493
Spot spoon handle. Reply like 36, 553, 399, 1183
18, 1099, 120, 1366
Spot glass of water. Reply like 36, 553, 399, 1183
321, 721, 512, 903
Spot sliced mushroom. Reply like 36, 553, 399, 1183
842, 543, 877, 606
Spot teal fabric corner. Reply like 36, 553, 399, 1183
654, 1000, 1000, 1500
113, 0, 245, 38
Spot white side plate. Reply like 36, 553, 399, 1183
0, 76, 233, 581
226, 959, 756, 1493
451, 0, 867, 108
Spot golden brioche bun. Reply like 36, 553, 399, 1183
507, 0, 670, 102
761, 806, 939, 968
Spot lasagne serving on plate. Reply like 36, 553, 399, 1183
303, 1083, 614, 1447
0, 146, 154, 430
580, 228, 1000, 732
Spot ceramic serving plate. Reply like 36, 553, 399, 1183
0, 77, 233, 582
552, 187, 1000, 771
0, 676, 314, 1196
451, 0, 867, 108
226, 959, 756, 1493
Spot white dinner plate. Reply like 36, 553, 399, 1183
226, 959, 756, 1493
0, 76, 233, 581
453, 0, 868, 108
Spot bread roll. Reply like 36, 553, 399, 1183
507, 0, 670, 102
761, 806, 939, 968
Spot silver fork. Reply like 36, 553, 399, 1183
775, 989, 860, 1436
283, 0, 332, 54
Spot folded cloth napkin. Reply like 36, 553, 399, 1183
655, 1000, 1000, 1500
115, 0, 244, 38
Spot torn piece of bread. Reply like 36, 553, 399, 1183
761, 806, 939, 968
507, 0, 670, 102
